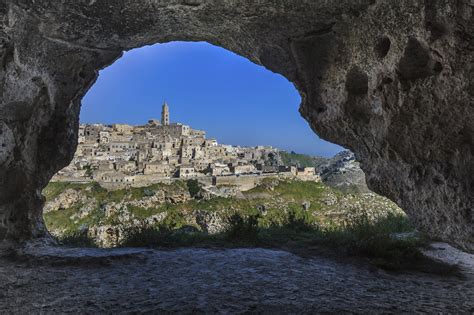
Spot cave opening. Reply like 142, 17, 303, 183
42, 41, 408, 250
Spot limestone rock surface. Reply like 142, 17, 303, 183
0, 1, 472, 251
0, 247, 473, 313
319, 151, 369, 193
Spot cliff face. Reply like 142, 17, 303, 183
0, 1, 472, 251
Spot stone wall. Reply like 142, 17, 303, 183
212, 174, 293, 192
0, 1, 472, 251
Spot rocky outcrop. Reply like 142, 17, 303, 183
0, 1, 472, 251
319, 151, 370, 193
194, 210, 228, 235
43, 189, 85, 214
127, 190, 191, 208
44, 184, 193, 246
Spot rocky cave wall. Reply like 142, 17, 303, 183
0, 0, 472, 251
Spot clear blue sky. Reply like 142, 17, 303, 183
81, 41, 343, 157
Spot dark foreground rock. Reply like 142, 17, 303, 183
0, 1, 472, 251
0, 246, 473, 313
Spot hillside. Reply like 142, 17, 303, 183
43, 178, 402, 248
279, 151, 329, 169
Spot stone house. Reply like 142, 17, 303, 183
109, 142, 136, 153
93, 171, 136, 183
256, 164, 279, 173
178, 165, 196, 178
297, 167, 316, 176
144, 162, 171, 176
99, 131, 111, 143
114, 160, 137, 173
279, 165, 298, 176
211, 163, 231, 176
112, 124, 134, 133
98, 161, 114, 171
231, 164, 257, 175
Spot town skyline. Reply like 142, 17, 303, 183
57, 102, 320, 188
80, 41, 344, 158
80, 100, 341, 158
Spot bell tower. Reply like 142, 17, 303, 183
161, 101, 170, 126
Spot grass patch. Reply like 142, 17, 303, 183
273, 180, 325, 199
128, 205, 160, 220
55, 231, 98, 248
43, 205, 83, 232
43, 182, 90, 202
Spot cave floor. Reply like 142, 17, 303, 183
0, 244, 473, 313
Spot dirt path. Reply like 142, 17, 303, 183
0, 246, 473, 313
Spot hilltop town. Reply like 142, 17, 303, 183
55, 102, 319, 188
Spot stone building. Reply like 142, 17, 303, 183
161, 101, 170, 126
178, 165, 196, 178
114, 161, 137, 173
231, 164, 258, 175
144, 162, 171, 176
94, 172, 136, 183
211, 163, 231, 176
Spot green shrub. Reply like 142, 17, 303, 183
83, 165, 94, 178
119, 223, 223, 248
224, 214, 260, 243
186, 179, 201, 198
56, 231, 97, 248
317, 213, 433, 270
283, 210, 314, 233
120, 224, 175, 248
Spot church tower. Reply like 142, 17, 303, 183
161, 101, 170, 126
